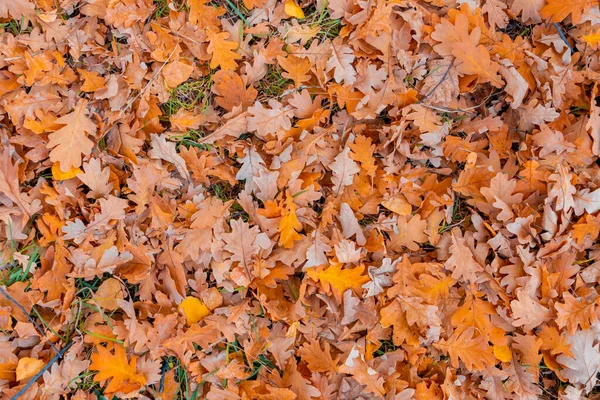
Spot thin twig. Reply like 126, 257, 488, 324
419, 103, 478, 117
418, 63, 452, 103
0, 286, 60, 354
553, 23, 575, 54
9, 341, 73, 400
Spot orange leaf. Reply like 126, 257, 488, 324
540, 0, 596, 23
278, 195, 303, 248
434, 327, 496, 371
162, 60, 194, 88
46, 99, 96, 171
452, 41, 504, 88
277, 55, 311, 88
582, 29, 600, 47
297, 339, 338, 373
306, 263, 369, 302
212, 70, 257, 111
206, 28, 241, 71
89, 345, 146, 395
16, 358, 45, 381
78, 68, 106, 92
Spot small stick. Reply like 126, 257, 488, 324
418, 63, 452, 103
0, 287, 60, 354
553, 23, 575, 54
9, 341, 73, 400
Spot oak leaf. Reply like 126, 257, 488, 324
511, 0, 544, 23
510, 289, 552, 331
348, 135, 377, 177
330, 146, 360, 193
298, 339, 338, 373
540, 0, 596, 23
52, 163, 82, 181
326, 39, 356, 85
222, 219, 260, 269
0, 148, 40, 218
434, 327, 496, 371
538, 325, 572, 357
387, 214, 428, 252
206, 27, 241, 71
338, 346, 385, 396
78, 69, 106, 92
148, 134, 191, 181
306, 263, 369, 302
77, 158, 113, 198
46, 99, 96, 172
431, 13, 480, 57
556, 330, 600, 393
452, 41, 503, 88
574, 188, 600, 216
247, 100, 294, 139
555, 292, 598, 334
445, 230, 485, 283
212, 70, 257, 112
583, 30, 600, 47
89, 345, 146, 395
277, 55, 312, 88
189, 0, 225, 27
162, 60, 194, 88
278, 195, 303, 248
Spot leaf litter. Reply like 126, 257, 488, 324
2, 0, 600, 398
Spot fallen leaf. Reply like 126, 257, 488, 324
178, 296, 211, 324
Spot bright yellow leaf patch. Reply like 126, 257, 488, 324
284, 0, 305, 19
179, 296, 211, 324
52, 162, 82, 181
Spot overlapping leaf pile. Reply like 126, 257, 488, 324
2, 0, 600, 398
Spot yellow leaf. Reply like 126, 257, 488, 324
90, 345, 146, 395
493, 344, 512, 362
306, 263, 369, 302
583, 30, 600, 46
16, 358, 45, 381
52, 162, 82, 181
284, 0, 305, 18
278, 195, 303, 248
179, 296, 211, 324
